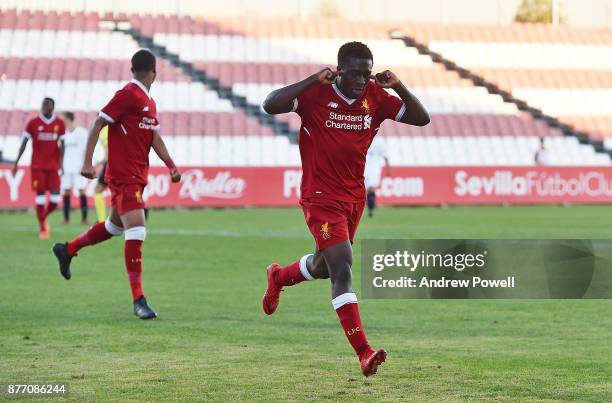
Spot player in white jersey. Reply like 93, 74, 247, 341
364, 136, 390, 217
534, 137, 550, 166
61, 112, 90, 224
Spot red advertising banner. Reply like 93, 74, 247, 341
2, 164, 612, 208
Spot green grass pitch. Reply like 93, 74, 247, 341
1, 206, 611, 401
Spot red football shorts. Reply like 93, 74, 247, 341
300, 197, 365, 250
31, 168, 60, 192
109, 182, 146, 216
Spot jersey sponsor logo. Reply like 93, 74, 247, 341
320, 222, 331, 240
327, 101, 338, 108
364, 114, 372, 129
37, 132, 57, 141
361, 99, 370, 113
138, 117, 157, 130
179, 169, 246, 201
325, 112, 370, 131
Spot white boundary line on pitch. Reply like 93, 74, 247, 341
8, 225, 311, 238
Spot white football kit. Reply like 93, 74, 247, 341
365, 136, 387, 189
61, 126, 89, 191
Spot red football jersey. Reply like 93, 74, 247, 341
294, 81, 405, 202
23, 114, 66, 171
99, 79, 159, 186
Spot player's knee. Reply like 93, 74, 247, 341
308, 254, 326, 278
104, 218, 124, 237
50, 194, 62, 204
124, 226, 146, 241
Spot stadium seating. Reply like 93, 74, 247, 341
394, 22, 612, 142
0, 9, 609, 166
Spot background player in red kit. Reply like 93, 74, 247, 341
12, 97, 65, 240
262, 42, 429, 376
52, 49, 181, 319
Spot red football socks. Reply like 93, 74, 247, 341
124, 240, 144, 301
333, 294, 371, 357
275, 261, 305, 286
36, 204, 46, 231
44, 201, 58, 218
67, 222, 113, 256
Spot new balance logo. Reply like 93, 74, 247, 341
142, 106, 149, 112
327, 102, 338, 109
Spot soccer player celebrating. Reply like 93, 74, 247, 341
60, 112, 89, 224
364, 136, 390, 217
52, 49, 181, 319
12, 97, 65, 239
261, 42, 429, 376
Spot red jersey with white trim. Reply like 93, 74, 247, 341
99, 79, 159, 186
294, 80, 405, 202
23, 114, 66, 171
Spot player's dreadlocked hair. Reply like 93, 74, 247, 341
131, 48, 156, 73
337, 41, 373, 66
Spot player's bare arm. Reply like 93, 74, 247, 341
262, 68, 341, 114
11, 137, 29, 175
371, 70, 430, 126
152, 130, 181, 183
81, 117, 107, 179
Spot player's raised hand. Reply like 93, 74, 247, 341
315, 68, 341, 85
81, 163, 95, 179
169, 167, 181, 183
371, 70, 401, 89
